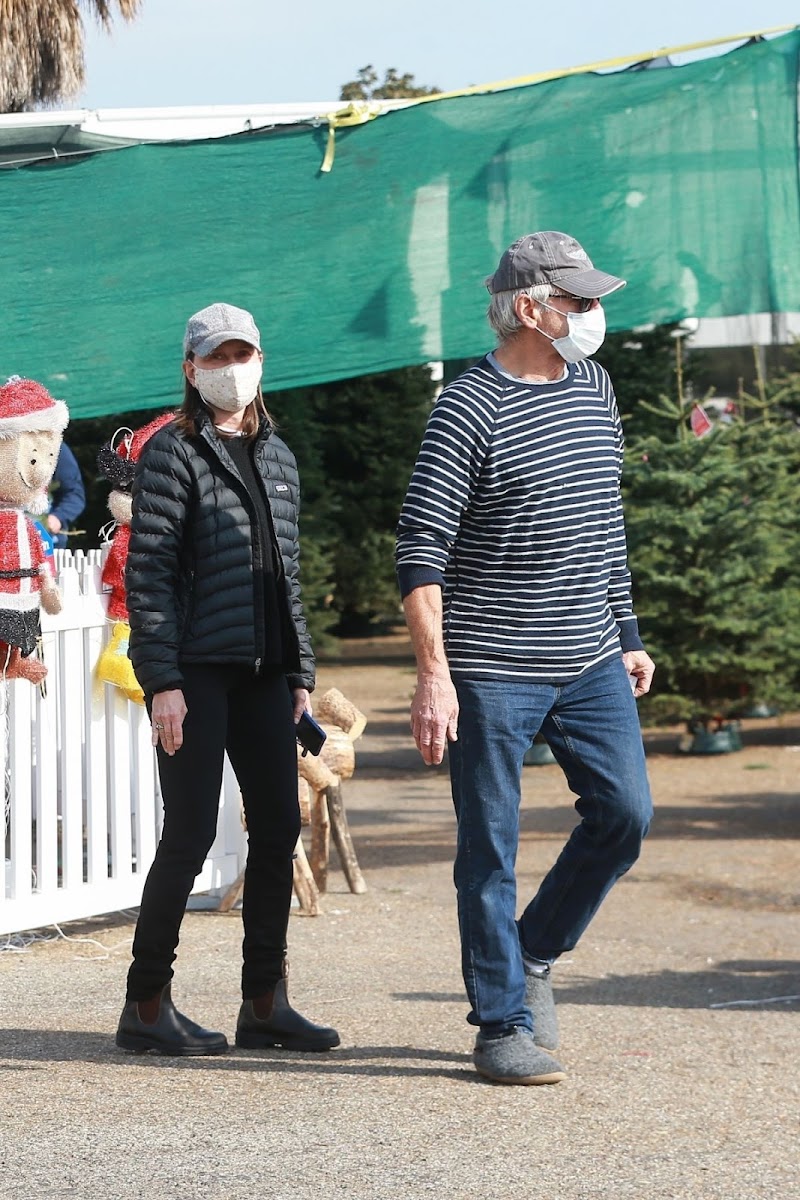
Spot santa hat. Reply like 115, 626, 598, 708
0, 376, 69, 439
96, 411, 175, 491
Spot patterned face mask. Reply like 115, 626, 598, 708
193, 358, 263, 412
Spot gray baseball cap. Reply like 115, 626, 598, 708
485, 231, 626, 298
183, 302, 261, 357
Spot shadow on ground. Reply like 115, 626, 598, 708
554, 960, 800, 1010
393, 961, 800, 1012
3, 964, 796, 1078
0, 1032, 471, 1080
340, 793, 799, 877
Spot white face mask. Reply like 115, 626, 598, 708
193, 357, 263, 412
536, 301, 606, 363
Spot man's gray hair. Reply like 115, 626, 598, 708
487, 284, 552, 341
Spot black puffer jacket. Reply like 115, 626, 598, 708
126, 413, 314, 697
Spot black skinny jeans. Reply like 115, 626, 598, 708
126, 663, 301, 1002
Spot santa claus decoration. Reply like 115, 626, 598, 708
95, 411, 175, 702
0, 376, 69, 684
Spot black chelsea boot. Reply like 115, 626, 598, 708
116, 984, 229, 1056
236, 974, 340, 1051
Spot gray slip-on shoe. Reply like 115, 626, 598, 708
473, 1026, 565, 1085
524, 966, 559, 1051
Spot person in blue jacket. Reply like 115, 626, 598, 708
47, 443, 85, 549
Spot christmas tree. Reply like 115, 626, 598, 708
623, 345, 800, 723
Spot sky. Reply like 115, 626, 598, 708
74, 0, 800, 110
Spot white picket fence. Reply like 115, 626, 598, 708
1, 547, 246, 938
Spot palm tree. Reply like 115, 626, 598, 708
0, 0, 141, 113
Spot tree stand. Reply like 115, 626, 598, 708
678, 718, 742, 756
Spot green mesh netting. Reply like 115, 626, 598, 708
1, 31, 798, 418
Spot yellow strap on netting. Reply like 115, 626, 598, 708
318, 24, 797, 171
409, 24, 798, 106
320, 101, 383, 173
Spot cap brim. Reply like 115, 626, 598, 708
483, 267, 626, 297
558, 269, 627, 298
190, 330, 261, 357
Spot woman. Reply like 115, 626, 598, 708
115, 302, 339, 1056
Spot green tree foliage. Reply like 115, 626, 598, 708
339, 66, 440, 101
623, 382, 800, 723
269, 366, 436, 636
594, 324, 699, 441
745, 338, 800, 425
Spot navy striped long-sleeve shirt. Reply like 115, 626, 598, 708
395, 354, 644, 682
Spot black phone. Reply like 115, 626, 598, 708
296, 711, 327, 757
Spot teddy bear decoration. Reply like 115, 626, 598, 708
95, 411, 175, 702
0, 376, 69, 684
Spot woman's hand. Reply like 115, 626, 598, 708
151, 688, 188, 755
292, 688, 311, 722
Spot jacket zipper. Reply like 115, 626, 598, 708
209, 430, 268, 670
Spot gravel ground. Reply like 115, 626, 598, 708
1, 656, 798, 1200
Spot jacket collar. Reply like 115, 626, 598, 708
196, 408, 272, 443
197, 410, 273, 481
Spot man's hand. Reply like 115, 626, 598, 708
410, 670, 459, 766
151, 688, 188, 755
401, 584, 457, 765
45, 514, 62, 534
623, 650, 656, 698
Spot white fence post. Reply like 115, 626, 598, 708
1, 547, 246, 938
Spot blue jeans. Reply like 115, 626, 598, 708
449, 656, 652, 1035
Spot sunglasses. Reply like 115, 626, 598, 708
548, 291, 595, 314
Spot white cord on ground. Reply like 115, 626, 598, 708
0, 911, 137, 956
51, 920, 133, 959
710, 994, 800, 1008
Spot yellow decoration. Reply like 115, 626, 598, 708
96, 621, 144, 705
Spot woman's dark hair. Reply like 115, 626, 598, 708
174, 352, 271, 439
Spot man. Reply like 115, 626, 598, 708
396, 231, 654, 1086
